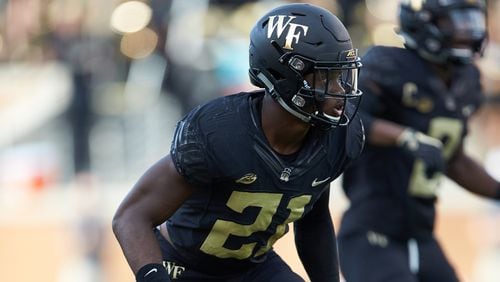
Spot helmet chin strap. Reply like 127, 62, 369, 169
324, 112, 350, 126
256, 72, 311, 123
322, 112, 341, 123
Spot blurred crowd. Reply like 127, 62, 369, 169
0, 1, 499, 282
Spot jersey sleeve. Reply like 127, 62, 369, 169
357, 46, 403, 137
170, 107, 214, 187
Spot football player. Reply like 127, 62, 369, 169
112, 3, 364, 282
337, 0, 500, 281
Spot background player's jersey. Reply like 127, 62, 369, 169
168, 91, 364, 274
340, 46, 483, 241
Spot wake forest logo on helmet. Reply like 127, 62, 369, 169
267, 15, 309, 50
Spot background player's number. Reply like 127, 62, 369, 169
200, 191, 311, 259
408, 117, 463, 197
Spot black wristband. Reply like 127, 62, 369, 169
136, 263, 170, 282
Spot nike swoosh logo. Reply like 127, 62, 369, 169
311, 177, 331, 187
144, 268, 158, 277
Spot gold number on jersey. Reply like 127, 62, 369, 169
408, 117, 463, 197
199, 191, 311, 259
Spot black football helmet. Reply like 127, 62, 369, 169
248, 3, 362, 130
398, 0, 487, 65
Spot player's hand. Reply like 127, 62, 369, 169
397, 128, 444, 175
136, 263, 171, 282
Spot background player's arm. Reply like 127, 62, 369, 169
355, 55, 407, 147
357, 76, 409, 147
112, 154, 194, 274
294, 188, 339, 282
365, 118, 406, 146
360, 80, 446, 173
446, 145, 500, 199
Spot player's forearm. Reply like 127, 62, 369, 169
447, 152, 500, 199
367, 118, 406, 146
112, 154, 193, 275
112, 212, 164, 274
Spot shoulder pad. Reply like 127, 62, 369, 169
362, 46, 406, 76
170, 107, 212, 187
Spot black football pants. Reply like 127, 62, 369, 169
338, 230, 460, 282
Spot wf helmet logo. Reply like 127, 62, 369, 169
267, 15, 309, 50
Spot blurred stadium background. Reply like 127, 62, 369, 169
0, 0, 499, 281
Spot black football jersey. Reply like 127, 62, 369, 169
340, 46, 484, 240
168, 90, 364, 273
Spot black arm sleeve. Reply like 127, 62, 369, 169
294, 188, 339, 282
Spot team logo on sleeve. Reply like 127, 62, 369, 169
164, 261, 185, 280
267, 15, 309, 50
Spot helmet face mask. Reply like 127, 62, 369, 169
248, 3, 362, 130
294, 57, 362, 127
437, 8, 486, 58
398, 0, 488, 65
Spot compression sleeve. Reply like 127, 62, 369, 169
294, 189, 339, 282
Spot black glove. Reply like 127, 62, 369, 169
136, 263, 171, 282
397, 128, 445, 176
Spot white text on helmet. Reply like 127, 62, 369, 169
267, 15, 309, 50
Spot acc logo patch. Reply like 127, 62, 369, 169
346, 49, 356, 59
236, 173, 257, 184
